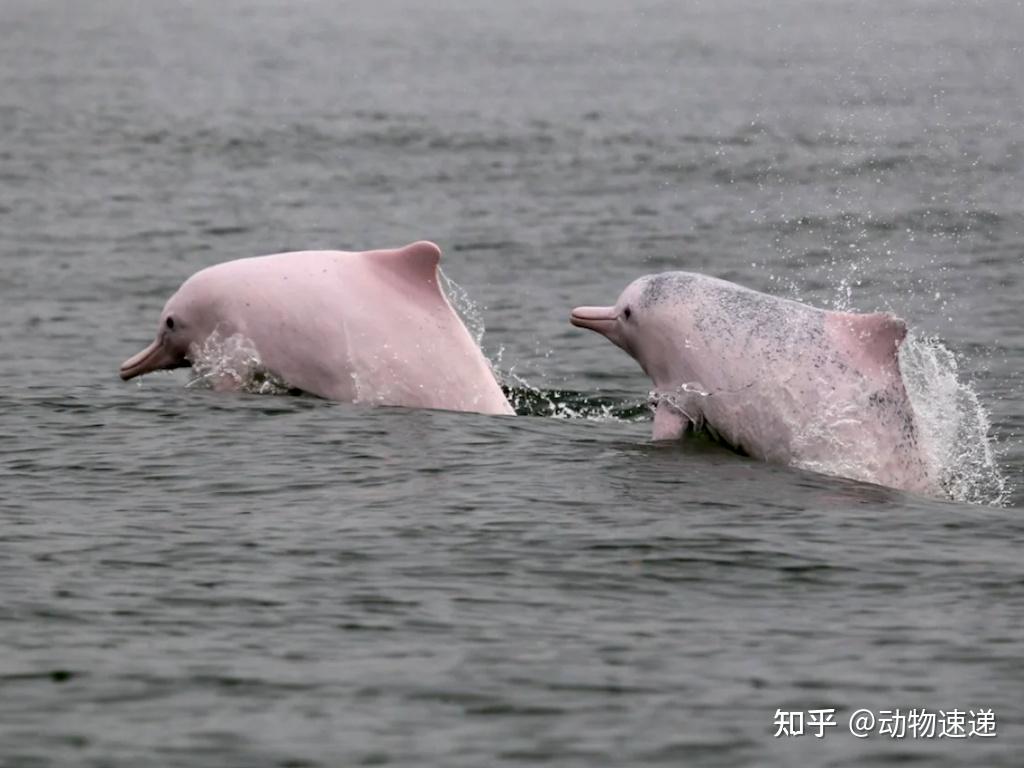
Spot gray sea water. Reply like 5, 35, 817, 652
2, 1, 1023, 766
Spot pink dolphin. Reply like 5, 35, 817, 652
571, 272, 938, 495
120, 241, 514, 415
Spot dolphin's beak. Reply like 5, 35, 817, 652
570, 305, 618, 336
119, 338, 184, 380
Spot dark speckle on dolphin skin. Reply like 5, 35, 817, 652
639, 273, 697, 308
870, 386, 920, 446
660, 273, 828, 358
638, 273, 841, 376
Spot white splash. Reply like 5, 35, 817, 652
439, 269, 486, 348
898, 333, 1009, 506
186, 329, 293, 395
505, 369, 623, 421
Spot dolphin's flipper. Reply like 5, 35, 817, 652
652, 400, 689, 441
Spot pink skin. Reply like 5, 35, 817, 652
572, 272, 938, 496
120, 241, 514, 416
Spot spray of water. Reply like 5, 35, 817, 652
186, 329, 293, 395
899, 333, 1009, 505
439, 269, 486, 348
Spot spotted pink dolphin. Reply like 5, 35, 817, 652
120, 241, 514, 415
571, 272, 937, 495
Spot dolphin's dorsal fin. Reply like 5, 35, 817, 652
827, 311, 907, 375
375, 241, 442, 286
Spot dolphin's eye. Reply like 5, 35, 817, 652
623, 307, 632, 320
165, 317, 175, 330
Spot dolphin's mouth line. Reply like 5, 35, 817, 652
570, 306, 619, 333
120, 339, 161, 380
569, 315, 615, 332
119, 338, 188, 380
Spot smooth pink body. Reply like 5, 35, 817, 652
120, 241, 513, 415
572, 271, 938, 495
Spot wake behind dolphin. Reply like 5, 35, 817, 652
571, 271, 943, 496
